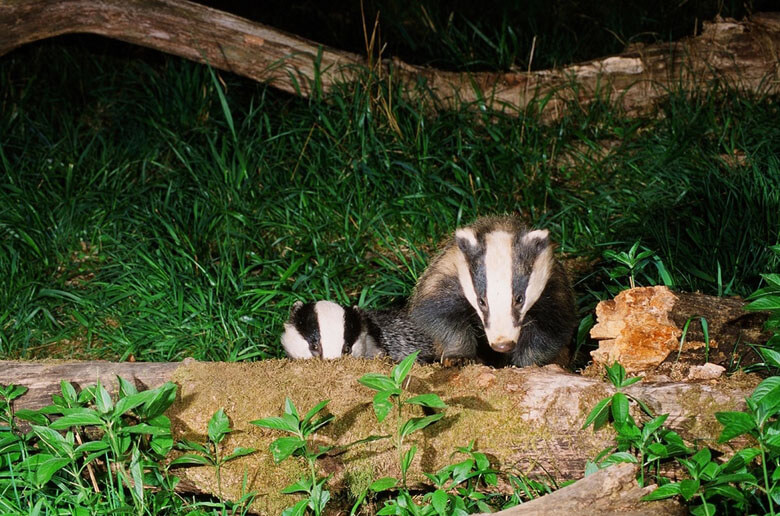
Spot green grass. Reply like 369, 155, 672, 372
1, 33, 779, 362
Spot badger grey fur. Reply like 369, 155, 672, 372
281, 300, 436, 363
408, 215, 576, 367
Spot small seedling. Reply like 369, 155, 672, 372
251, 398, 336, 516
173, 408, 256, 499
583, 362, 690, 486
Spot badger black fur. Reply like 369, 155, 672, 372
408, 215, 576, 367
280, 300, 436, 363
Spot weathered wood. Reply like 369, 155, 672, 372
483, 463, 685, 516
590, 286, 770, 375
1, 0, 779, 119
0, 359, 758, 513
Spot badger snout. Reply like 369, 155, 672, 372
490, 339, 516, 353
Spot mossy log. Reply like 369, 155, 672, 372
590, 286, 770, 375
1, 0, 779, 119
483, 463, 684, 516
0, 358, 759, 513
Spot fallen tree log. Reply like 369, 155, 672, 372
0, 358, 758, 513
590, 286, 771, 375
0, 0, 778, 119
483, 463, 684, 516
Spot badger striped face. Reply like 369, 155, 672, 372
280, 301, 364, 359
455, 226, 553, 353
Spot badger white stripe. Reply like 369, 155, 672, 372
484, 231, 520, 344
455, 246, 483, 324
315, 300, 347, 359
522, 245, 553, 316
280, 323, 313, 358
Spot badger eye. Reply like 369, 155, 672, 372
309, 341, 321, 355
514, 294, 524, 305
478, 297, 487, 308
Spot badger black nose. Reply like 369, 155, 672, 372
490, 340, 515, 353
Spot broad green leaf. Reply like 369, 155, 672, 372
641, 414, 669, 441
745, 295, 780, 311
177, 439, 210, 454
75, 440, 110, 454
129, 447, 143, 503
284, 397, 299, 419
14, 409, 49, 425
620, 376, 642, 388
605, 362, 626, 388
250, 416, 299, 434
281, 499, 309, 516
761, 273, 780, 288
302, 399, 330, 426
760, 348, 780, 369
678, 478, 699, 501
49, 411, 104, 429
601, 452, 638, 466
751, 376, 780, 404
116, 376, 138, 398
405, 393, 446, 409
269, 436, 305, 463
207, 408, 231, 444
306, 414, 335, 436
359, 373, 398, 393
690, 503, 716, 516
60, 381, 77, 404
119, 423, 172, 436
719, 447, 761, 473
582, 397, 611, 430
611, 392, 629, 425
31, 425, 73, 457
113, 389, 157, 418
223, 446, 257, 462
706, 485, 745, 504
641, 482, 681, 501
142, 382, 177, 419
716, 411, 756, 442
281, 477, 312, 494
370, 477, 398, 492
392, 352, 419, 384
372, 391, 395, 423
430, 489, 448, 514
35, 457, 71, 486
93, 381, 113, 414
401, 445, 417, 474
400, 414, 444, 439
168, 454, 213, 467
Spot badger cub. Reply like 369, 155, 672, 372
408, 215, 576, 367
281, 300, 436, 363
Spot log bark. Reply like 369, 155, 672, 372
590, 286, 770, 376
483, 463, 684, 516
1, 0, 779, 119
0, 358, 758, 513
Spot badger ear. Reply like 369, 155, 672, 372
522, 229, 550, 252
289, 300, 304, 316
455, 227, 479, 256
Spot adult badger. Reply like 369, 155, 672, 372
408, 215, 576, 367
281, 300, 437, 363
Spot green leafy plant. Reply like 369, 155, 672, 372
357, 351, 447, 514
173, 408, 256, 499
583, 362, 691, 486
603, 241, 674, 291
643, 374, 780, 516
251, 398, 336, 516
7, 377, 180, 514
422, 440, 500, 514
744, 244, 780, 373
